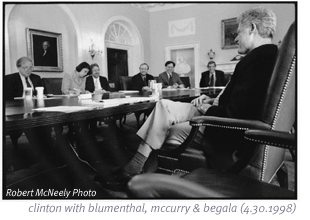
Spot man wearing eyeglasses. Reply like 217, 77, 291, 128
5, 56, 43, 101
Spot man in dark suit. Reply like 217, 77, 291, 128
5, 57, 53, 160
98, 7, 279, 191
131, 63, 154, 92
85, 63, 110, 93
158, 61, 184, 89
5, 57, 43, 101
199, 61, 227, 87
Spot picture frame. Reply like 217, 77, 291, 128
26, 28, 63, 72
221, 18, 238, 49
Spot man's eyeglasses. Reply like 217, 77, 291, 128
21, 66, 34, 71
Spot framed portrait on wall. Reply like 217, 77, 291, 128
221, 18, 238, 49
26, 28, 63, 72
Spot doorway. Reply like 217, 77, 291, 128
107, 48, 128, 91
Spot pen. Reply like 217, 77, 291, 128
73, 88, 82, 92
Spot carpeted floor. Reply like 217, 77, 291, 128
4, 113, 295, 198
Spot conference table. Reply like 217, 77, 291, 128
4, 87, 222, 198
5, 88, 222, 132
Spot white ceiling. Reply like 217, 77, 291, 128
131, 3, 192, 12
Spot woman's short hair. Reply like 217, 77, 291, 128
237, 6, 277, 39
16, 57, 32, 67
165, 61, 175, 67
76, 62, 90, 72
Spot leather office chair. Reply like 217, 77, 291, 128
41, 78, 63, 95
128, 129, 296, 198
115, 76, 131, 126
180, 76, 191, 88
144, 21, 296, 189
119, 76, 132, 90
119, 76, 150, 127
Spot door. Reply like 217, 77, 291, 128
107, 48, 128, 91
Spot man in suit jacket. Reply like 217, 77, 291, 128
5, 57, 54, 161
98, 7, 279, 191
131, 63, 154, 92
5, 57, 43, 101
85, 63, 110, 93
158, 61, 184, 89
200, 61, 227, 87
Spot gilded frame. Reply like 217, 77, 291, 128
26, 28, 63, 72
221, 18, 238, 49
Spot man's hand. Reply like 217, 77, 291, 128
142, 86, 151, 91
172, 83, 179, 89
196, 103, 212, 114
178, 84, 185, 88
191, 94, 212, 107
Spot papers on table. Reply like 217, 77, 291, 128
119, 90, 140, 94
195, 86, 226, 90
162, 88, 177, 91
162, 87, 190, 91
14, 96, 61, 100
33, 106, 96, 113
33, 97, 158, 112
92, 97, 158, 108
78, 93, 92, 100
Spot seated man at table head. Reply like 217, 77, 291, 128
158, 61, 185, 89
131, 63, 154, 92
5, 56, 43, 101
199, 61, 227, 87
61, 61, 91, 95
85, 63, 110, 93
95, 6, 278, 191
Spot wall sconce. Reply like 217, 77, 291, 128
208, 49, 215, 60
89, 39, 103, 59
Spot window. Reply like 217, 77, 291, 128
105, 22, 132, 45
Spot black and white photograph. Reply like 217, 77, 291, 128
2, 1, 304, 219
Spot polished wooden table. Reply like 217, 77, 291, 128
5, 88, 221, 132
4, 88, 222, 197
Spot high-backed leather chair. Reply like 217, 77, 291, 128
128, 129, 296, 198
144, 21, 296, 188
180, 76, 191, 88
42, 78, 63, 95
118, 76, 148, 127
119, 76, 132, 90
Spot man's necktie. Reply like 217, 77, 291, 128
25, 77, 36, 96
95, 79, 101, 91
168, 73, 173, 85
143, 76, 147, 86
25, 77, 32, 88
209, 74, 214, 86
